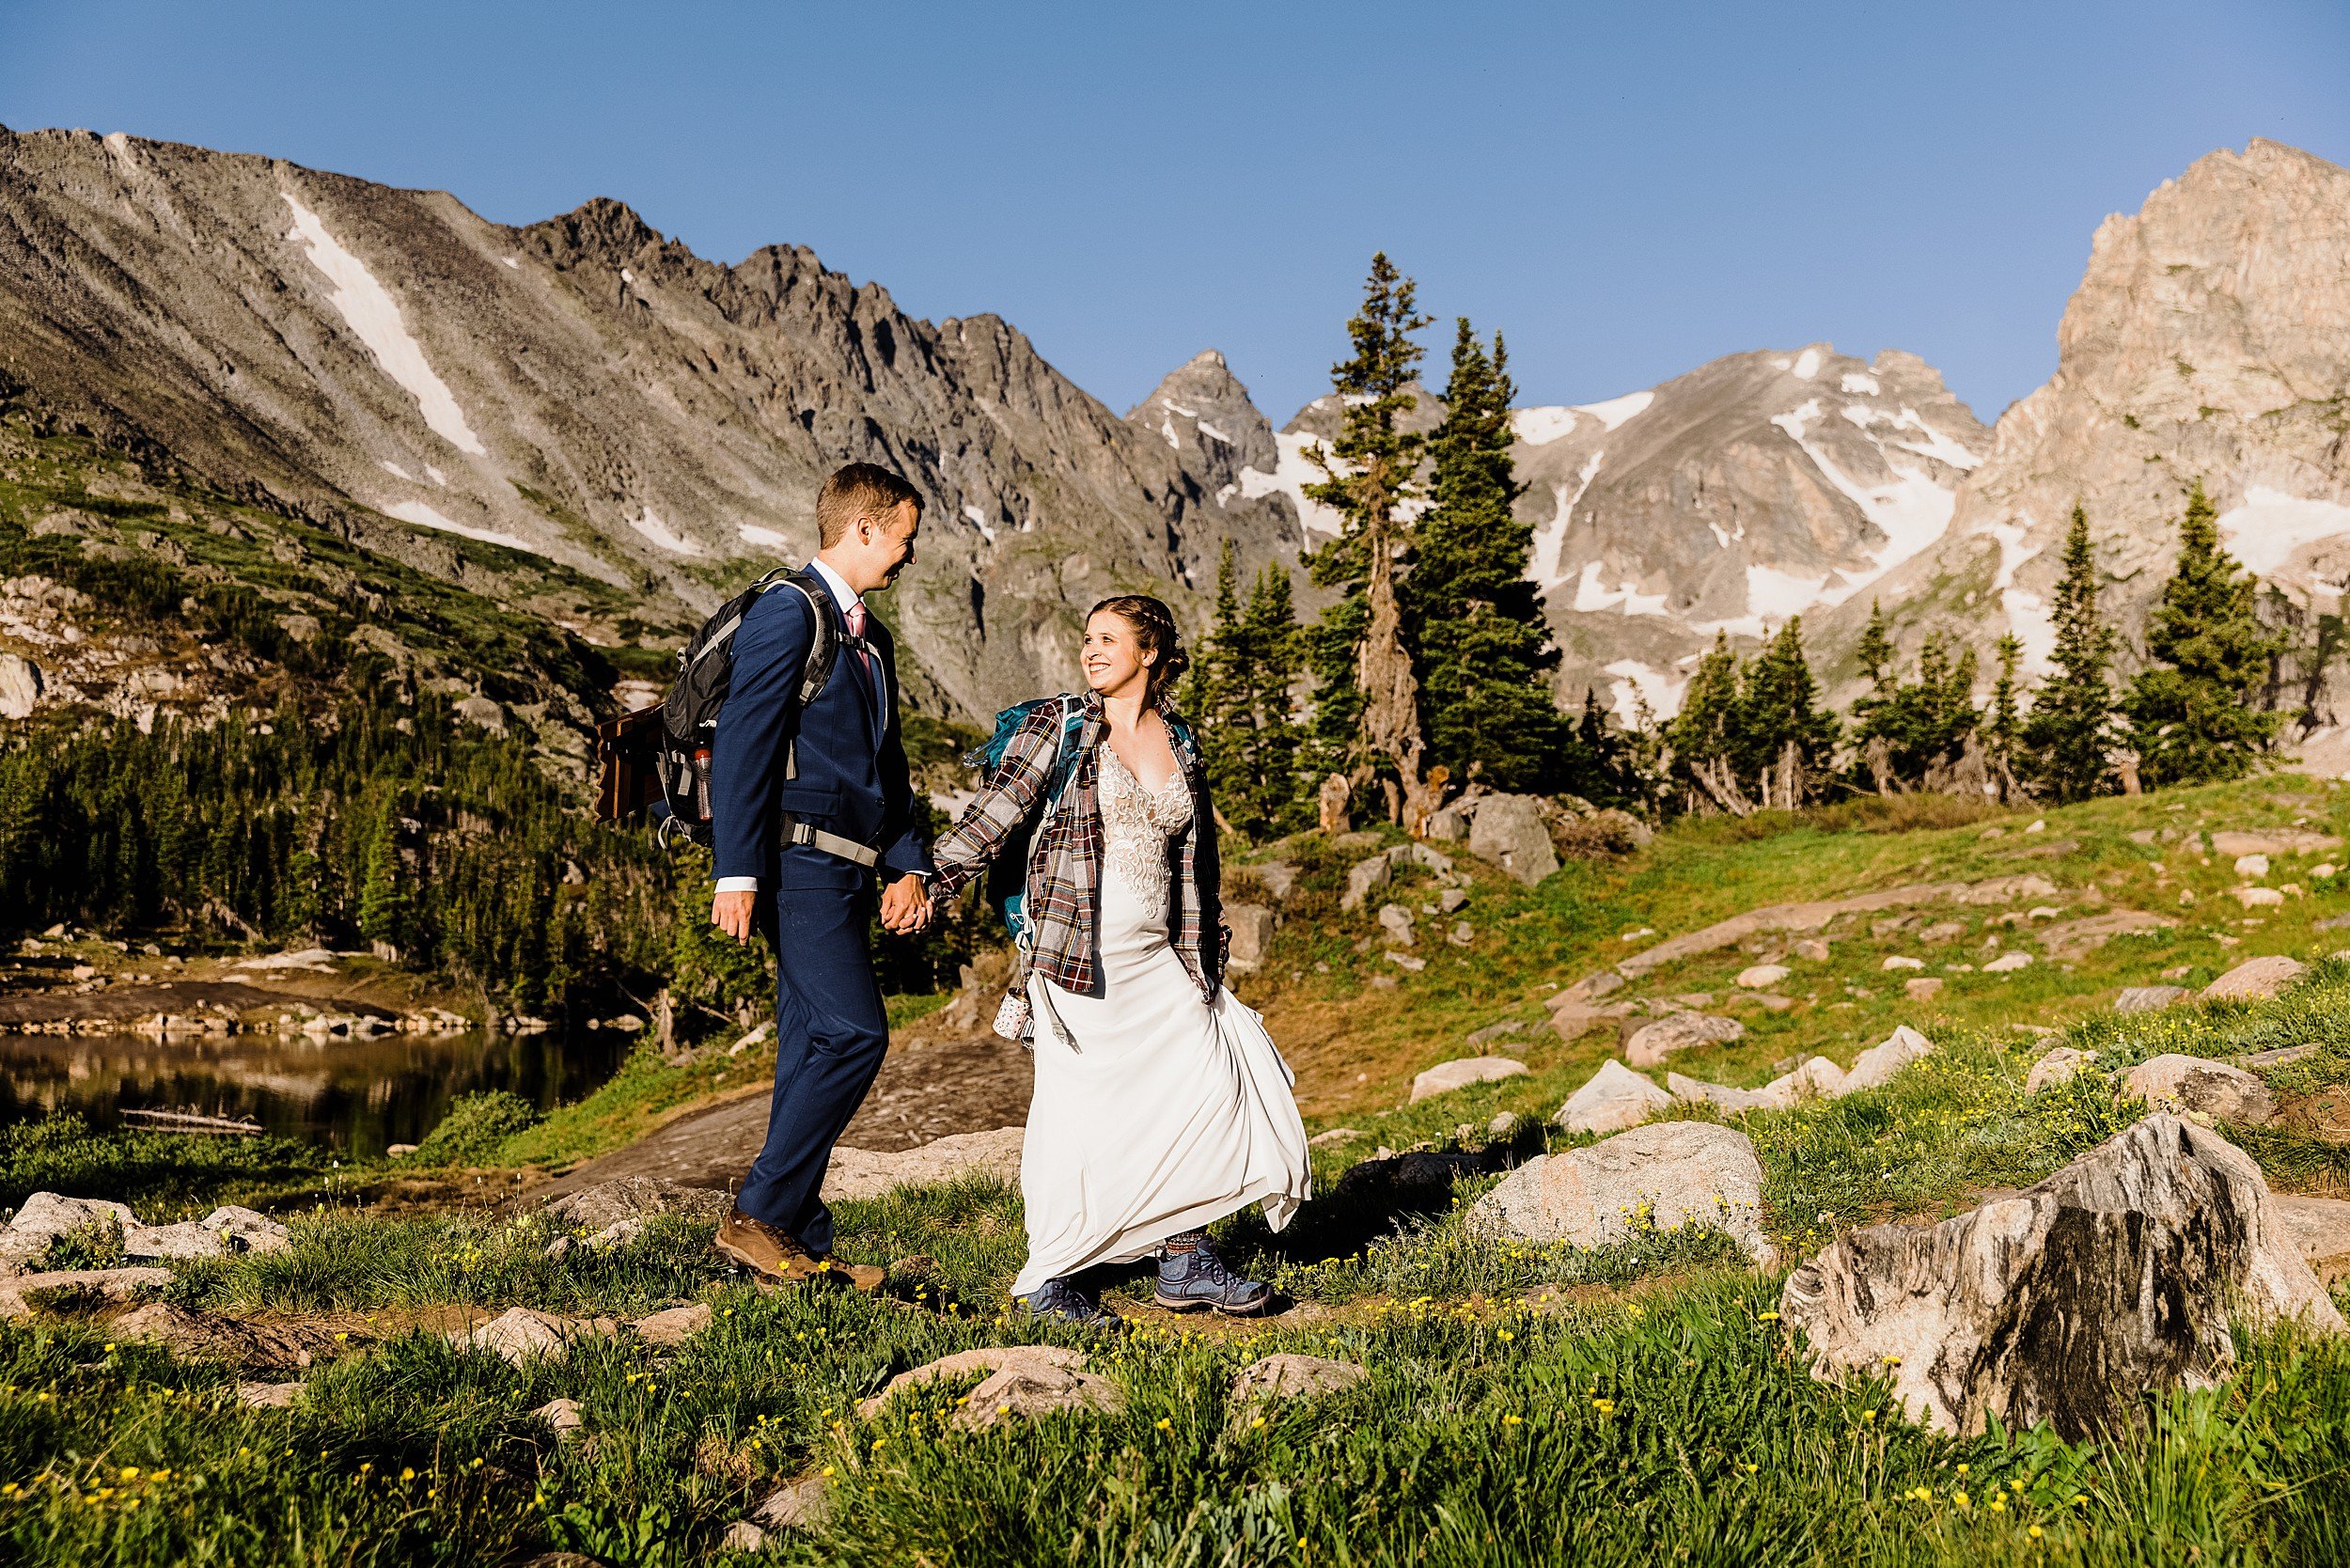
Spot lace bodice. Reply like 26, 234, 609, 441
1097, 744, 1192, 910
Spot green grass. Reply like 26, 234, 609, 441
6, 1233, 2348, 1566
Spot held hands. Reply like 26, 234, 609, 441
879, 872, 934, 934
711, 877, 932, 942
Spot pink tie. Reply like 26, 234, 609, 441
844, 601, 878, 701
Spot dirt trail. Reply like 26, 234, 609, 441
531, 1029, 1034, 1203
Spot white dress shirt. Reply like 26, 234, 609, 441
713, 557, 861, 895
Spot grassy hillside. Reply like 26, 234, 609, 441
5, 774, 2348, 1562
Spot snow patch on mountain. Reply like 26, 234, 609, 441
2217, 487, 2350, 574
1575, 390, 1654, 431
1238, 429, 1346, 537
738, 524, 789, 549
629, 509, 699, 555
1792, 348, 1824, 380
384, 499, 541, 555
963, 503, 998, 544
1531, 450, 1606, 588
1512, 406, 1580, 446
1605, 658, 1683, 723
1572, 560, 1668, 618
281, 194, 487, 457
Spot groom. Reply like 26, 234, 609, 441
708, 463, 933, 1289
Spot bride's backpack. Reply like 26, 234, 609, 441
964, 693, 1088, 949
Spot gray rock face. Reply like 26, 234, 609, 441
1123, 350, 1281, 513
542, 1178, 729, 1232
2116, 985, 2191, 1014
1780, 1115, 2344, 1438
2123, 1055, 2277, 1126
1225, 903, 1276, 971
630, 1302, 713, 1346
2202, 955, 2307, 1002
1409, 1056, 1529, 1102
821, 1125, 1024, 1201
0, 652, 41, 720
1507, 342, 1989, 715
1466, 794, 1559, 886
2272, 1193, 2350, 1283
749, 1475, 830, 1531
1817, 140, 2350, 707
0, 1266, 174, 1318
1, 1192, 140, 1275
855, 1344, 1120, 1430
2025, 1046, 2097, 1092
1622, 1011, 1745, 1068
0, 127, 1293, 722
1341, 855, 1391, 912
448, 1307, 619, 1368
1227, 1354, 1369, 1408
1838, 1026, 1935, 1094
1557, 1058, 1673, 1135
1467, 1121, 1774, 1265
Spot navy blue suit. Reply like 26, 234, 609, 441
710, 576, 930, 1251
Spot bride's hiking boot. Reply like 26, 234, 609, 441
714, 1208, 884, 1293
1153, 1233, 1273, 1316
1017, 1276, 1121, 1327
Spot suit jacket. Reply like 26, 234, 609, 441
709, 581, 931, 890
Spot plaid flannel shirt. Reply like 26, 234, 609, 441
932, 688, 1224, 1002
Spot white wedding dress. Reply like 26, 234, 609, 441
1010, 746, 1312, 1297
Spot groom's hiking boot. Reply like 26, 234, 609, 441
714, 1209, 884, 1293
1153, 1236, 1273, 1317
1017, 1276, 1121, 1327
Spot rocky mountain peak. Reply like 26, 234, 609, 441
1123, 350, 1288, 537
1823, 139, 2350, 696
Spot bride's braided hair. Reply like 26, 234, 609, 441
1089, 594, 1191, 707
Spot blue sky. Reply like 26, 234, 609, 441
4, 2, 2345, 426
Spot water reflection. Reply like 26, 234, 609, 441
0, 1027, 631, 1156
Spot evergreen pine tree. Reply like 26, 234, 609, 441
1666, 632, 1746, 810
1855, 632, 1979, 786
1574, 687, 1640, 808
2020, 506, 2118, 802
1985, 634, 2025, 765
1852, 600, 1897, 734
1189, 539, 1252, 810
356, 792, 406, 957
1233, 562, 1307, 835
2123, 479, 2284, 787
1303, 254, 1433, 823
1406, 320, 1568, 792
1733, 618, 1839, 805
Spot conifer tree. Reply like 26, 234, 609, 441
2020, 506, 2118, 802
1234, 562, 1307, 833
1189, 540, 1250, 804
1734, 618, 1839, 804
1192, 540, 1307, 838
1574, 687, 1641, 808
1982, 633, 2026, 797
1666, 632, 1746, 810
1304, 254, 1433, 823
1852, 600, 1898, 733
1853, 631, 1978, 787
1406, 320, 1569, 793
2123, 480, 2284, 787
356, 792, 405, 957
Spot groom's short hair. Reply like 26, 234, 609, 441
817, 464, 923, 545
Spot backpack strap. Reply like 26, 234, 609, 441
769, 571, 841, 784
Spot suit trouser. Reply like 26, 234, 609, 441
736, 870, 886, 1253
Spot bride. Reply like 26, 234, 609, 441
929, 595, 1311, 1323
